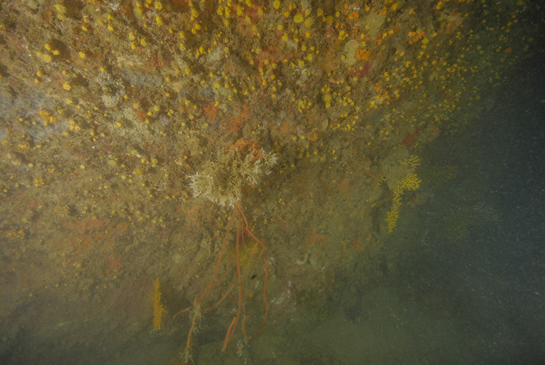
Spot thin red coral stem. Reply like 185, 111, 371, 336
198, 205, 237, 305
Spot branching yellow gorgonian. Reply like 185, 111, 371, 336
386, 208, 400, 233
387, 173, 421, 233
152, 278, 165, 331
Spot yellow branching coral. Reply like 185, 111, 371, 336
392, 173, 421, 206
401, 173, 421, 190
386, 208, 399, 233
393, 187, 403, 205
387, 173, 421, 233
402, 155, 421, 168
152, 278, 165, 331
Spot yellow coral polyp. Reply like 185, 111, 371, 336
294, 13, 304, 23
54, 4, 66, 14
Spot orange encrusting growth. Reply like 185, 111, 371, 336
152, 278, 165, 331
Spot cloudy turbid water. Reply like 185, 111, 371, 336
0, 1, 544, 364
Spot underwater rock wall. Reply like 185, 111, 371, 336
0, 0, 539, 362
